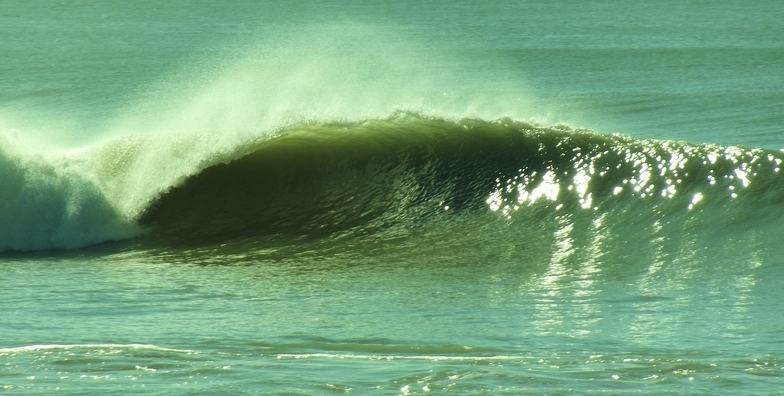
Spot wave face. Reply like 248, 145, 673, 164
135, 113, 784, 253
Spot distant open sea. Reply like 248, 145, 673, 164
2, 1, 783, 394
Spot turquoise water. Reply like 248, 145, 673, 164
2, 1, 784, 394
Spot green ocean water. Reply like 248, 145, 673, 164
2, 1, 784, 394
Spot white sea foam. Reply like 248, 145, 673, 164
275, 353, 524, 361
0, 135, 139, 252
0, 343, 197, 355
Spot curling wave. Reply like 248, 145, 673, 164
2, 112, 783, 252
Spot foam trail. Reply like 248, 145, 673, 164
275, 353, 524, 361
0, 344, 196, 354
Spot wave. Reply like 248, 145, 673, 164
2, 112, 783, 252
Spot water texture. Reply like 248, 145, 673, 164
1, 1, 783, 394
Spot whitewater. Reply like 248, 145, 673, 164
2, 1, 784, 394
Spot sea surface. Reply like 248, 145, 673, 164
2, 1, 784, 394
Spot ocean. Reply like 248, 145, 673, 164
2, 1, 783, 394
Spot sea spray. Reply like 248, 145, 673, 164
0, 135, 137, 252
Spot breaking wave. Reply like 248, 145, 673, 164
2, 112, 783, 252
